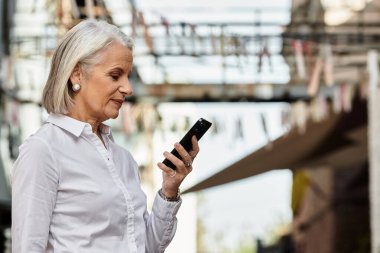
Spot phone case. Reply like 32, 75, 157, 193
163, 118, 212, 170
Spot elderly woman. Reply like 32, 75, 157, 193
11, 20, 198, 253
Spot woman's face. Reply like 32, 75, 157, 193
72, 42, 133, 122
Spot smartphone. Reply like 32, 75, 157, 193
163, 118, 212, 170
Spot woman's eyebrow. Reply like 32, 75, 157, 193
109, 67, 125, 73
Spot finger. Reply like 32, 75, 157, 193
163, 151, 188, 172
174, 143, 194, 170
189, 135, 200, 158
174, 143, 192, 163
157, 162, 177, 177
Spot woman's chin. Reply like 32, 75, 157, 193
103, 109, 120, 120
109, 110, 120, 119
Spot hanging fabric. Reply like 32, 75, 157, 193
310, 95, 328, 122
229, 35, 243, 70
260, 112, 272, 148
85, 0, 95, 19
323, 44, 334, 87
210, 116, 219, 135
1, 57, 11, 89
258, 38, 272, 72
121, 103, 137, 137
130, 6, 138, 39
160, 15, 171, 51
341, 84, 353, 113
183, 116, 191, 132
367, 50, 379, 92
138, 11, 155, 55
303, 41, 314, 80
235, 117, 244, 140
281, 108, 291, 133
240, 37, 250, 64
160, 15, 170, 36
173, 22, 186, 55
308, 53, 323, 97
190, 24, 198, 56
141, 104, 158, 134
333, 85, 342, 114
291, 101, 308, 134
293, 40, 306, 79
359, 68, 369, 100
219, 27, 225, 56
210, 27, 218, 55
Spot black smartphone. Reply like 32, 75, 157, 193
163, 118, 212, 170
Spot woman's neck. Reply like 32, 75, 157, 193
66, 111, 101, 135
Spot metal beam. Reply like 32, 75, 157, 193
128, 83, 338, 103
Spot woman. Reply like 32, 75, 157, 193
11, 19, 198, 253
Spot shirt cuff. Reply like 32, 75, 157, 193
152, 190, 182, 221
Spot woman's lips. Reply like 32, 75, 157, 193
111, 99, 124, 107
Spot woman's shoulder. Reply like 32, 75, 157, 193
20, 122, 68, 151
20, 124, 54, 151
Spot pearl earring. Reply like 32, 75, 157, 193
72, 83, 81, 91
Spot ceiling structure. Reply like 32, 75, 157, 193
3, 0, 297, 104
5, 0, 378, 106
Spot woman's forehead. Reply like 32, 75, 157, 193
96, 43, 133, 69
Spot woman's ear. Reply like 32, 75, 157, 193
69, 65, 82, 85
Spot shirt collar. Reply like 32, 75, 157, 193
46, 114, 111, 137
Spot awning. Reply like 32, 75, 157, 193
183, 98, 367, 194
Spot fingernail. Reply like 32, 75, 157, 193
164, 151, 169, 156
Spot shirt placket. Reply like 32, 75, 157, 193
85, 127, 138, 253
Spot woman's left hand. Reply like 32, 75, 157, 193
157, 135, 199, 198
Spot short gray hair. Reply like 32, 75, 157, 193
42, 19, 134, 114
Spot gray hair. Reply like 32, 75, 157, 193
42, 19, 134, 114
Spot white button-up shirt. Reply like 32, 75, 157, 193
11, 114, 181, 253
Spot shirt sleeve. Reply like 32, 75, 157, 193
11, 136, 59, 253
144, 192, 182, 253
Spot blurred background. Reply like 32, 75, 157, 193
0, 0, 379, 252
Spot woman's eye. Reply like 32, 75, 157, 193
111, 75, 119, 81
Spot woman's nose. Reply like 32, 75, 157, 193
120, 77, 133, 96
